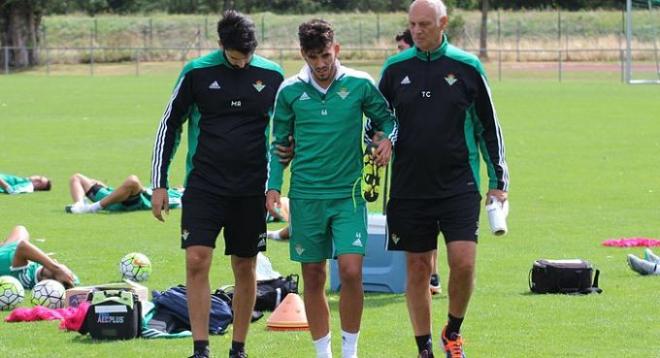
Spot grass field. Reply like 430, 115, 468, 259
1, 62, 660, 357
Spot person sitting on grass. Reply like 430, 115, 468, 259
627, 248, 660, 275
0, 225, 78, 289
0, 173, 51, 195
65, 172, 183, 214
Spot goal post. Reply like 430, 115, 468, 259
625, 0, 660, 84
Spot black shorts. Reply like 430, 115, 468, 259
386, 191, 481, 253
180, 188, 267, 257
85, 183, 142, 206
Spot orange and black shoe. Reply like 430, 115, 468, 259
441, 326, 466, 358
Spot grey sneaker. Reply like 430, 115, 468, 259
430, 273, 442, 295
627, 254, 659, 275
643, 248, 660, 264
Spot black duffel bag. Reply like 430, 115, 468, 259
79, 289, 142, 340
529, 259, 602, 295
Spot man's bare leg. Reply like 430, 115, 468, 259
1, 225, 29, 246
186, 246, 213, 356
97, 175, 144, 209
338, 253, 363, 358
230, 255, 257, 354
406, 251, 434, 336
69, 173, 103, 203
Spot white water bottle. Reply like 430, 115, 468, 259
486, 196, 509, 236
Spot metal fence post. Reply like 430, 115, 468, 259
197, 24, 202, 58
135, 48, 140, 77
261, 15, 265, 44
43, 24, 50, 75
376, 13, 381, 42
205, 17, 209, 41
620, 49, 625, 83
558, 50, 562, 82
516, 21, 520, 62
359, 22, 363, 58
90, 27, 95, 76
4, 47, 8, 74
498, 49, 502, 81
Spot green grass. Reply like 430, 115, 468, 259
1, 64, 660, 357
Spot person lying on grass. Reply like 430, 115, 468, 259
65, 172, 182, 214
0, 225, 78, 289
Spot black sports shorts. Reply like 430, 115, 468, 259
386, 191, 481, 253
85, 183, 141, 206
180, 188, 267, 257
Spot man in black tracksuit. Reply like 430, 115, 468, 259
150, 11, 283, 358
379, 1, 509, 357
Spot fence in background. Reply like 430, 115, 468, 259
3, 45, 660, 82
2, 10, 659, 81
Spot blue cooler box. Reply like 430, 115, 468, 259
329, 214, 407, 293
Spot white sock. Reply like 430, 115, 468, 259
341, 330, 359, 358
267, 230, 281, 240
313, 333, 332, 358
88, 201, 103, 212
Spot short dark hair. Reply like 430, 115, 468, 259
44, 179, 52, 191
395, 29, 414, 47
298, 19, 335, 53
217, 10, 257, 54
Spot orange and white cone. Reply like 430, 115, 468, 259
266, 293, 308, 331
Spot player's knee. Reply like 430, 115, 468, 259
449, 258, 475, 276
125, 175, 142, 189
186, 252, 212, 273
232, 257, 256, 275
407, 256, 432, 282
303, 265, 326, 291
70, 173, 82, 183
339, 263, 362, 284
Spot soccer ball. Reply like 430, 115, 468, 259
119, 252, 152, 282
0, 275, 25, 310
31, 279, 66, 309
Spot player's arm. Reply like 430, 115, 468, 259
13, 240, 75, 288
0, 177, 12, 194
362, 77, 397, 166
266, 86, 294, 217
150, 69, 194, 222
474, 70, 509, 202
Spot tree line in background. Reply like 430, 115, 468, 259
0, 0, 643, 69
35, 0, 628, 15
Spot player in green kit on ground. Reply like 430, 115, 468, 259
0, 173, 51, 194
65, 172, 182, 214
266, 19, 397, 358
0, 225, 78, 289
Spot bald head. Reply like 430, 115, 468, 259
409, 0, 448, 51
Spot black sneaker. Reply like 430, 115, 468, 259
188, 353, 209, 358
430, 273, 442, 295
419, 348, 434, 358
229, 349, 248, 358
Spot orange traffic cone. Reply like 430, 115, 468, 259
266, 293, 309, 331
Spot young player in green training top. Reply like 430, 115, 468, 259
266, 19, 397, 358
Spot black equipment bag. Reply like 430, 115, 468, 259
254, 274, 299, 311
81, 289, 142, 340
529, 259, 602, 295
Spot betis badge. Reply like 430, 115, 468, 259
253, 80, 266, 92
